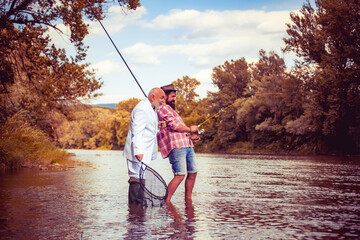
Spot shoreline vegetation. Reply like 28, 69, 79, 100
1, 1, 359, 171
1, 133, 357, 172
0, 114, 65, 170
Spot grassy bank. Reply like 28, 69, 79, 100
0, 115, 70, 170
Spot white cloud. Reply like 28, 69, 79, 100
88, 94, 130, 104
121, 9, 293, 67
46, 5, 147, 49
122, 43, 162, 65
90, 60, 126, 75
46, 23, 74, 51
145, 9, 291, 39
192, 68, 212, 84
57, 5, 301, 103
88, 6, 147, 36
50, 7, 293, 69
190, 68, 217, 98
122, 38, 265, 67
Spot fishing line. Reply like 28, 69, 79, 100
85, 0, 147, 97
197, 92, 282, 131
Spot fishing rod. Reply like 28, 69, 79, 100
85, 0, 147, 98
196, 92, 282, 134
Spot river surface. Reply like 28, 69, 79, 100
0, 150, 360, 239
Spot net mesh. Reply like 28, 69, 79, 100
139, 163, 168, 207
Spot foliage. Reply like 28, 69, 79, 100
0, 0, 140, 168
56, 99, 140, 150
206, 58, 251, 149
4, 0, 358, 158
283, 0, 360, 154
55, 0, 359, 155
0, 113, 69, 169
114, 98, 141, 147
172, 76, 200, 117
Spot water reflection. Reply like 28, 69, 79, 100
123, 205, 147, 240
123, 200, 197, 240
0, 150, 359, 239
166, 200, 197, 240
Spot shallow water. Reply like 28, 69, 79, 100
0, 150, 359, 239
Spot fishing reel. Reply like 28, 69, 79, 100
197, 125, 205, 134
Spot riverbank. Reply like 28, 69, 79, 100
2, 145, 358, 173
0, 152, 76, 172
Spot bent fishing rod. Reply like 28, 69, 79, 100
196, 92, 282, 134
85, 0, 147, 97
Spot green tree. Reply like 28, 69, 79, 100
116, 97, 141, 113
0, 0, 141, 167
56, 106, 115, 149
114, 98, 140, 148
234, 51, 289, 151
172, 76, 200, 117
56, 99, 140, 150
208, 58, 251, 148
283, 0, 360, 154
0, 0, 139, 130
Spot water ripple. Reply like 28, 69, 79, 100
0, 150, 359, 239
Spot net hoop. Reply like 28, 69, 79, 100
139, 162, 168, 200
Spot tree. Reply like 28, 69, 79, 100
249, 50, 286, 126
0, 0, 141, 167
0, 0, 140, 136
172, 76, 200, 117
233, 50, 290, 150
114, 98, 140, 148
116, 97, 141, 113
208, 58, 251, 148
283, 0, 360, 154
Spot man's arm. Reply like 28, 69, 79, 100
158, 105, 198, 133
132, 107, 147, 161
175, 124, 199, 133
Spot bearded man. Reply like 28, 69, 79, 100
157, 84, 200, 203
123, 87, 165, 205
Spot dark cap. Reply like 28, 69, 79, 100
160, 83, 178, 93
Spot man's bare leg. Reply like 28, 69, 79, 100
185, 173, 197, 200
166, 175, 185, 203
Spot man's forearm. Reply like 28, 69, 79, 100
175, 124, 191, 133
175, 124, 198, 133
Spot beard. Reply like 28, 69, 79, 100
153, 101, 162, 111
167, 100, 176, 110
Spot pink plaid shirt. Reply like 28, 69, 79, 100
157, 104, 193, 158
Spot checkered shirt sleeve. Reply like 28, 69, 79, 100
157, 105, 193, 158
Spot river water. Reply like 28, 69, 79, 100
0, 150, 359, 239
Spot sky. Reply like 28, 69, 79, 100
52, 0, 312, 104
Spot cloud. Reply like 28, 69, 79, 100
45, 6, 142, 52
145, 9, 291, 39
88, 6, 147, 36
46, 23, 74, 51
88, 93, 130, 104
122, 43, 162, 65
122, 37, 280, 68
90, 60, 126, 75
122, 9, 293, 67
190, 68, 217, 98
62, 6, 301, 102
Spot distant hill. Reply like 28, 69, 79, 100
93, 103, 117, 108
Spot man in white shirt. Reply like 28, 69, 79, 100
123, 87, 165, 205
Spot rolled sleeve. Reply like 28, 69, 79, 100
158, 105, 182, 130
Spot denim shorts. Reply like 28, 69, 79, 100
168, 147, 197, 175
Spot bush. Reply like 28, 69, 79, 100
0, 113, 69, 169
